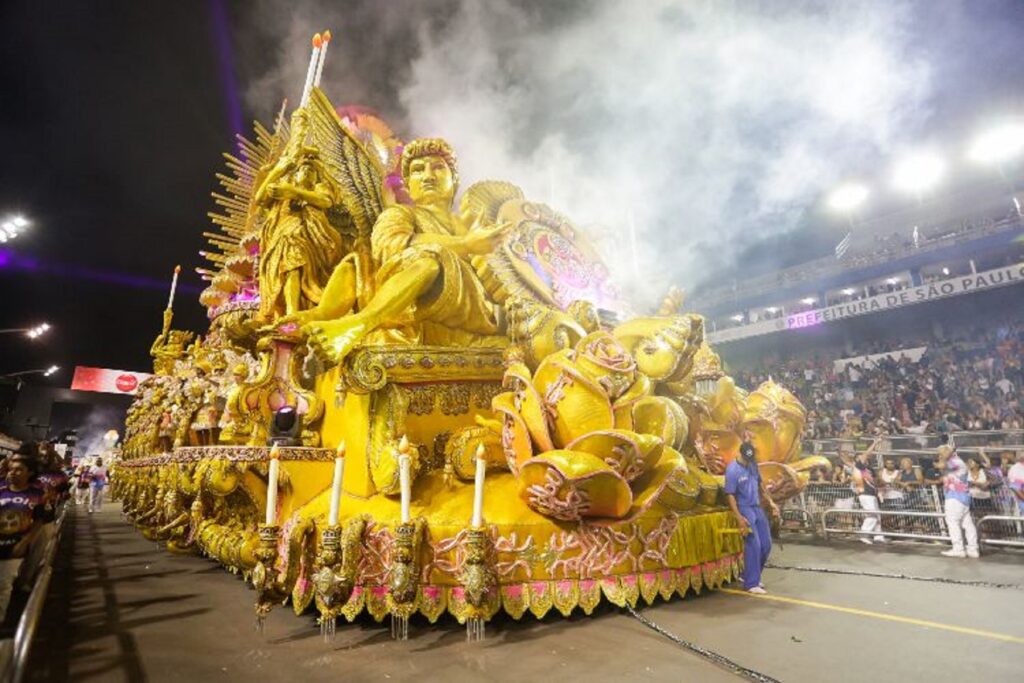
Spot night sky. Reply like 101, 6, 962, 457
0, 3, 245, 379
2, 1, 1024, 384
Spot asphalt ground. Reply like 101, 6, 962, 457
24, 503, 1024, 682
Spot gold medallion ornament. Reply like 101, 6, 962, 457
114, 30, 816, 638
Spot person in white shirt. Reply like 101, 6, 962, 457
938, 445, 979, 558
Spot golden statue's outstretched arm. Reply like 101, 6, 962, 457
409, 219, 511, 258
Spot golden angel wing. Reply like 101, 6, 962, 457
304, 87, 386, 242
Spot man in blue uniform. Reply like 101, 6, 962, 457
724, 435, 780, 594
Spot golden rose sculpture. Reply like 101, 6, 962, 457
688, 342, 829, 503
494, 331, 700, 521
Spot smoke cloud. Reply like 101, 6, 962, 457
74, 404, 124, 459
241, 0, 935, 305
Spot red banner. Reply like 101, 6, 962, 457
71, 366, 152, 395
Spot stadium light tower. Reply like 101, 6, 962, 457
968, 122, 1024, 166
827, 183, 870, 213
2, 365, 59, 379
892, 151, 945, 201
827, 184, 869, 259
1, 365, 59, 390
0, 323, 51, 338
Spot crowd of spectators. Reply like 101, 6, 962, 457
0, 441, 70, 625
732, 319, 1024, 440
0, 441, 111, 633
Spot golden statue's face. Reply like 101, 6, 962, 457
406, 154, 454, 205
294, 162, 316, 188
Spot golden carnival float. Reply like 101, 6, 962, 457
115, 32, 828, 638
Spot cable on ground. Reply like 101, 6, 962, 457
625, 605, 783, 683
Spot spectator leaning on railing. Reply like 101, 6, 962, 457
967, 450, 995, 515
896, 456, 925, 509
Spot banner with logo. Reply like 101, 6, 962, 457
707, 260, 1024, 345
71, 366, 152, 395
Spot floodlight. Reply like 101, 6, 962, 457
842, 288, 856, 296
968, 123, 1024, 164
1, 214, 28, 241
827, 184, 869, 212
800, 297, 816, 305
26, 323, 51, 339
44, 365, 59, 377
731, 314, 744, 322
892, 152, 945, 194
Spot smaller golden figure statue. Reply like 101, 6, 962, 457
256, 111, 343, 322
150, 310, 195, 376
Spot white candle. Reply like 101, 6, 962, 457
313, 30, 331, 88
471, 444, 486, 528
167, 265, 181, 309
301, 33, 322, 106
265, 444, 281, 526
398, 436, 411, 524
327, 442, 346, 526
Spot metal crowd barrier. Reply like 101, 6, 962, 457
977, 515, 1024, 548
0, 501, 69, 683
821, 508, 950, 543
782, 482, 1024, 548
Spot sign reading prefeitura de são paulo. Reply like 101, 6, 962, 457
706, 260, 1024, 345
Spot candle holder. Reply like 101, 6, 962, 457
387, 518, 423, 641
459, 526, 496, 642
313, 515, 368, 639
252, 523, 284, 633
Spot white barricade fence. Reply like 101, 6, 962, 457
783, 479, 1024, 548
977, 515, 1024, 549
